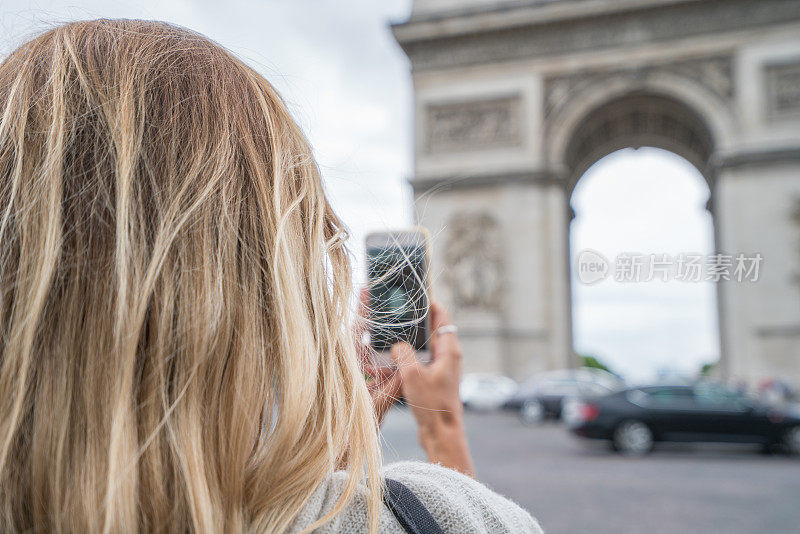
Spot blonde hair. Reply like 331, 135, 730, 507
0, 19, 381, 532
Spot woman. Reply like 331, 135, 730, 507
0, 20, 540, 533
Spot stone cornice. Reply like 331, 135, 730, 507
714, 146, 800, 170
410, 169, 562, 194
396, 0, 698, 41
756, 324, 800, 338
392, 0, 800, 72
408, 147, 800, 193
457, 326, 548, 340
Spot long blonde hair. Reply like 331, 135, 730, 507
0, 19, 381, 532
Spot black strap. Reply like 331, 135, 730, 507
383, 478, 444, 534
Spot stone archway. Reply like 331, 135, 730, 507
559, 90, 721, 378
394, 0, 800, 385
561, 92, 715, 191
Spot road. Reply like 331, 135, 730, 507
380, 407, 800, 534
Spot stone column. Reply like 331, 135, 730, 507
412, 173, 574, 381
715, 156, 800, 386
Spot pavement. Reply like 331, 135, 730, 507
380, 407, 800, 534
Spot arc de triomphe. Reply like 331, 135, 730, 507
392, 0, 800, 384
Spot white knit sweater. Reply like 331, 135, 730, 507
289, 461, 543, 533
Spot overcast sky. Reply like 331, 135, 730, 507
0, 1, 719, 381
571, 148, 718, 381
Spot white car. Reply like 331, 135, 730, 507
460, 374, 518, 411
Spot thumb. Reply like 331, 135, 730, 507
373, 370, 402, 425
390, 342, 418, 373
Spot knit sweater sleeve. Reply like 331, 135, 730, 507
382, 461, 543, 533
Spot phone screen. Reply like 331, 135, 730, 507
366, 235, 428, 352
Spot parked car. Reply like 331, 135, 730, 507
460, 373, 517, 411
505, 368, 624, 424
569, 383, 800, 455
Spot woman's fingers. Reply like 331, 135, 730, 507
371, 369, 402, 426
390, 342, 418, 372
429, 302, 461, 368
429, 301, 452, 332
429, 301, 450, 360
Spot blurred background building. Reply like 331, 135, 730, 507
392, 0, 800, 385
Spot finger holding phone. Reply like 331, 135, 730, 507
364, 229, 475, 477
391, 303, 475, 477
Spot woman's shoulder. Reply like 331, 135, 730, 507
289, 462, 543, 533
383, 461, 543, 533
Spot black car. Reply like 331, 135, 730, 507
569, 383, 800, 455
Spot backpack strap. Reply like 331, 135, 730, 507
382, 478, 444, 534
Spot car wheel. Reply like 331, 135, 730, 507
613, 420, 653, 456
520, 400, 545, 425
783, 426, 800, 455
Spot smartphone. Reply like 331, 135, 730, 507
365, 228, 431, 365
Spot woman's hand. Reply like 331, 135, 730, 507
356, 288, 402, 427
364, 365, 402, 426
391, 302, 475, 477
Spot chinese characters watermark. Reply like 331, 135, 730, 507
576, 250, 762, 285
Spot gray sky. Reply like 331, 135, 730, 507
571, 148, 718, 381
0, 1, 718, 381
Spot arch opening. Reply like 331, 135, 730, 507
563, 92, 716, 198
569, 147, 720, 381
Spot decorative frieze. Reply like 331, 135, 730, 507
765, 60, 800, 118
395, 0, 800, 72
425, 96, 521, 154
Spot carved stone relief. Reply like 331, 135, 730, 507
765, 60, 800, 118
443, 212, 503, 311
425, 95, 521, 154
543, 56, 729, 179
666, 56, 733, 101
544, 55, 734, 122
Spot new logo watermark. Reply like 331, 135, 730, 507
576, 250, 762, 284
576, 249, 610, 284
